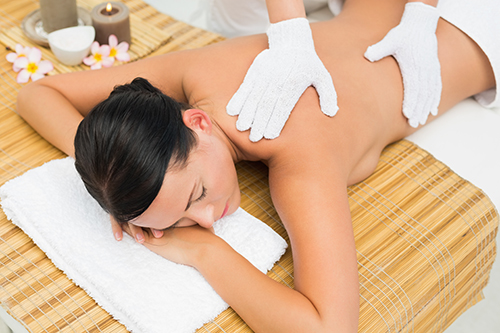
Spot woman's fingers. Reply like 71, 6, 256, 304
143, 225, 219, 267
110, 215, 164, 242
126, 223, 145, 243
110, 216, 123, 241
152, 229, 164, 238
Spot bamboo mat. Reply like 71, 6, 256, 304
0, 0, 498, 332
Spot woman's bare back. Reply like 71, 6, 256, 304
181, 0, 494, 184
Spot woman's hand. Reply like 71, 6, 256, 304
142, 225, 218, 267
364, 2, 441, 127
110, 215, 164, 243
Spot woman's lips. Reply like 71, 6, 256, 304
220, 201, 230, 219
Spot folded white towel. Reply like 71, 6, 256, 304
0, 157, 287, 333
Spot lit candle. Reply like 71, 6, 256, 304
40, 0, 78, 34
91, 2, 131, 45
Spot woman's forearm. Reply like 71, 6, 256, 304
17, 81, 82, 157
195, 238, 357, 333
265, 0, 306, 23
196, 239, 323, 332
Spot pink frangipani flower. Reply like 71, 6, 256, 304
15, 47, 53, 83
83, 41, 115, 70
108, 34, 130, 62
6, 44, 32, 72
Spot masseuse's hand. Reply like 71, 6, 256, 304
227, 17, 338, 142
110, 216, 164, 243
364, 2, 441, 127
142, 225, 218, 267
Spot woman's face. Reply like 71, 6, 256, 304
130, 111, 241, 231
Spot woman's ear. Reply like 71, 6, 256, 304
182, 109, 212, 134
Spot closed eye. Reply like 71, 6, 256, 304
195, 186, 207, 202
162, 187, 207, 231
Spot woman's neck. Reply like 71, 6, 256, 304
211, 117, 246, 164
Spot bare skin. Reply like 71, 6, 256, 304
16, 0, 495, 331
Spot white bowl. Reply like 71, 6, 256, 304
48, 26, 95, 66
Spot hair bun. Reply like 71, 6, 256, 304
111, 77, 162, 96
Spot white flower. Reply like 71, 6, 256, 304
6, 44, 32, 72
14, 47, 53, 83
108, 34, 130, 62
83, 41, 115, 70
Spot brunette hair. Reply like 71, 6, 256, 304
74, 77, 196, 222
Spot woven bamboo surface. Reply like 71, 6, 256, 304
0, 0, 498, 332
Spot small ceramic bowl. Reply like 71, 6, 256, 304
48, 26, 95, 66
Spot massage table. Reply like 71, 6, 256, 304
0, 0, 498, 332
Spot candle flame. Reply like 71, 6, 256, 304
106, 3, 112, 12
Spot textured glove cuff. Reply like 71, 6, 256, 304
402, 2, 440, 32
267, 17, 314, 50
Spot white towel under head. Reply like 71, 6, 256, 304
0, 157, 287, 333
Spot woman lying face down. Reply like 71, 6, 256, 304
75, 78, 241, 234
16, 0, 497, 330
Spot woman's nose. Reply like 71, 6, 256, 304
189, 204, 215, 228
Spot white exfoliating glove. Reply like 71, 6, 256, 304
227, 18, 338, 142
364, 2, 441, 128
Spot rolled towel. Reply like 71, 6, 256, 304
0, 157, 287, 333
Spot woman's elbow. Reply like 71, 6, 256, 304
323, 314, 359, 333
16, 80, 41, 119
320, 295, 359, 333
